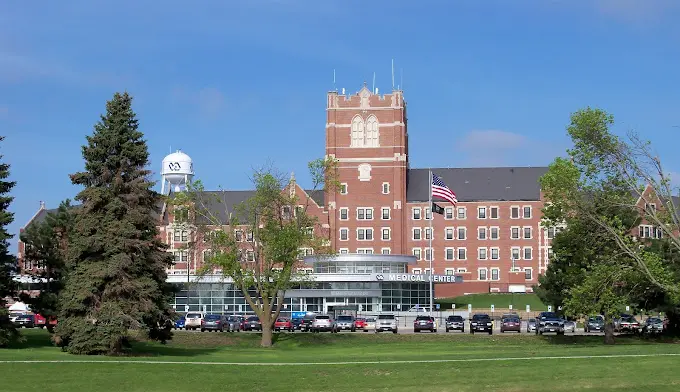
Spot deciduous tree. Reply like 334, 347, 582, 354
0, 136, 18, 346
54, 92, 175, 354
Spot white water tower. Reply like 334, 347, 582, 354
161, 150, 194, 194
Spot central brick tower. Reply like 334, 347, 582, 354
325, 84, 409, 256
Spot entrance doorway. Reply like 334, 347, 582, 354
328, 305, 359, 319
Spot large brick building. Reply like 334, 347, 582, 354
18, 84, 558, 299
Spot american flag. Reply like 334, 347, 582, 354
432, 173, 458, 205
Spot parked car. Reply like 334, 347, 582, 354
274, 318, 294, 332
334, 315, 356, 332
243, 316, 262, 331
470, 313, 493, 335
445, 315, 465, 333
375, 314, 398, 333
174, 316, 186, 330
500, 316, 521, 333
584, 316, 604, 333
226, 316, 242, 332
312, 315, 335, 333
535, 312, 564, 335
414, 315, 437, 333
364, 317, 377, 332
201, 314, 226, 332
13, 314, 35, 328
291, 318, 303, 330
185, 312, 203, 330
526, 318, 537, 333
563, 320, 576, 333
354, 318, 367, 331
300, 314, 316, 332
643, 317, 664, 334
616, 315, 641, 334
34, 314, 47, 328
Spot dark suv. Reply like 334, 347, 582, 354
470, 313, 493, 334
414, 315, 437, 333
445, 315, 465, 332
535, 312, 564, 335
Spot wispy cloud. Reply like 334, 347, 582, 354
593, 0, 680, 23
455, 130, 563, 167
170, 87, 229, 120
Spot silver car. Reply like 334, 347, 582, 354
526, 318, 536, 333
312, 315, 335, 333
335, 315, 356, 332
375, 314, 398, 333
564, 320, 576, 333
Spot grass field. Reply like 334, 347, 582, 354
437, 293, 548, 310
2, 329, 680, 391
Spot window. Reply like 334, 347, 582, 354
357, 208, 373, 220
524, 268, 532, 280
491, 268, 499, 281
174, 207, 189, 223
295, 205, 304, 217
478, 207, 487, 219
357, 248, 374, 254
351, 115, 365, 147
357, 228, 374, 241
340, 183, 348, 195
203, 231, 215, 242
282, 206, 292, 219
457, 248, 467, 260
339, 208, 348, 220
511, 247, 521, 261
511, 227, 520, 239
511, 206, 520, 219
457, 227, 467, 240
381, 207, 390, 220
445, 268, 455, 276
174, 230, 188, 242
639, 225, 663, 239
547, 227, 556, 239
423, 268, 433, 275
523, 227, 532, 239
246, 230, 254, 242
235, 230, 243, 242
339, 228, 349, 241
457, 207, 467, 219
523, 206, 532, 219
490, 207, 499, 219
413, 248, 422, 260
445, 248, 455, 260
246, 250, 255, 262
298, 248, 314, 258
413, 208, 422, 220
445, 207, 454, 220
478, 248, 487, 260
339, 248, 349, 254
523, 247, 533, 260
547, 247, 554, 260
490, 227, 499, 240
381, 248, 391, 255
478, 227, 487, 240
490, 248, 499, 260
413, 228, 422, 241
382, 182, 390, 194
424, 228, 431, 240
425, 208, 432, 220
425, 248, 432, 261
412, 268, 422, 274
174, 251, 188, 263
445, 227, 454, 240
303, 227, 314, 239
478, 269, 487, 281
457, 268, 467, 273
381, 228, 391, 241
365, 115, 380, 147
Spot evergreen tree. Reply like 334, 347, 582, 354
19, 200, 74, 325
0, 136, 18, 346
54, 93, 174, 354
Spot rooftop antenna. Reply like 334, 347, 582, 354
372, 72, 376, 94
333, 69, 336, 91
391, 59, 395, 90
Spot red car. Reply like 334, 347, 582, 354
33, 314, 58, 330
274, 317, 294, 332
354, 318, 367, 330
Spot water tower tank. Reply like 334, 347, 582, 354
161, 150, 194, 194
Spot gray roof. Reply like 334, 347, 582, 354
406, 167, 549, 202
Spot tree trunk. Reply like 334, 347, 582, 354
261, 322, 274, 348
604, 321, 615, 345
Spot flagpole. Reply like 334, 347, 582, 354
428, 169, 434, 317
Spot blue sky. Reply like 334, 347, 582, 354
2, 0, 680, 252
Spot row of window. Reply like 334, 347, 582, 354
407, 267, 532, 281
638, 225, 663, 239
337, 226, 541, 242
411, 246, 534, 261
337, 205, 535, 221
338, 182, 391, 196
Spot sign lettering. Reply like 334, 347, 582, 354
372, 273, 462, 283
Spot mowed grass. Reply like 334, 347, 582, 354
2, 329, 680, 391
437, 293, 548, 310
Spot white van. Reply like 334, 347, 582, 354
185, 312, 204, 330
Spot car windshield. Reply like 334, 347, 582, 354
337, 316, 353, 321
416, 316, 432, 321
622, 316, 638, 322
366, 318, 376, 322
540, 312, 558, 319
472, 314, 490, 321
505, 318, 519, 322
204, 315, 220, 321
448, 316, 463, 321
316, 315, 330, 320
378, 315, 395, 320
589, 317, 603, 322
247, 316, 259, 321
647, 318, 662, 323
186, 313, 202, 319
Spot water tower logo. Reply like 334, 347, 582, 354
161, 150, 194, 194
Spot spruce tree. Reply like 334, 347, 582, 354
0, 136, 18, 346
55, 93, 174, 354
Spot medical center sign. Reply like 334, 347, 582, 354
372, 273, 463, 283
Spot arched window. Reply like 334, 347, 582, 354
351, 115, 365, 147
365, 115, 379, 147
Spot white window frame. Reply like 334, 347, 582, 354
381, 247, 391, 255
246, 250, 255, 262
522, 205, 532, 219
445, 247, 455, 260
423, 268, 433, 275
489, 206, 499, 219
490, 226, 499, 240
382, 182, 390, 194
412, 268, 422, 274
478, 268, 488, 281
356, 248, 374, 254
547, 226, 556, 239
524, 268, 533, 280
412, 207, 422, 220
491, 268, 500, 281
424, 248, 433, 261
457, 207, 467, 219
510, 226, 520, 239
478, 247, 488, 260
339, 248, 349, 254
444, 268, 455, 276
477, 226, 487, 240
457, 227, 467, 240
357, 228, 374, 241
490, 247, 500, 260
381, 207, 391, 220
381, 227, 391, 241
523, 226, 532, 239
457, 247, 467, 260
424, 227, 431, 240
425, 207, 432, 220
478, 206, 487, 219
412, 248, 422, 260
356, 207, 374, 220
339, 207, 349, 220
413, 228, 422, 241
523, 246, 533, 260
510, 205, 520, 219
511, 247, 521, 261
456, 268, 467, 273
445, 207, 454, 220
340, 183, 348, 195
445, 227, 455, 240
339, 228, 349, 241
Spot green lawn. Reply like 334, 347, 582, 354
2, 329, 680, 391
437, 293, 549, 310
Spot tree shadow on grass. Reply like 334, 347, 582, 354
3, 328, 55, 350
540, 333, 678, 346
